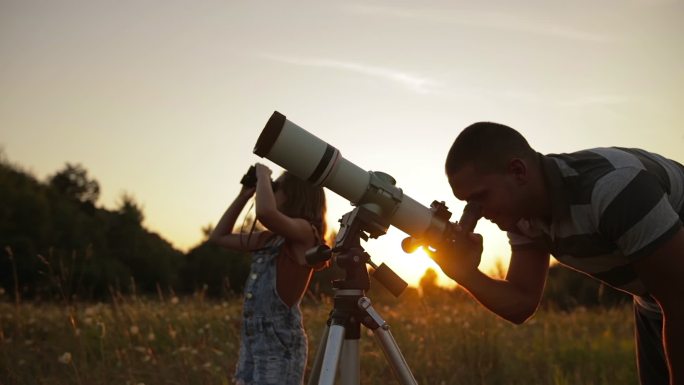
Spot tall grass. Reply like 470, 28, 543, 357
0, 291, 636, 385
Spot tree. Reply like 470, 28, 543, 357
48, 163, 100, 204
418, 268, 439, 296
117, 193, 144, 224
180, 241, 251, 296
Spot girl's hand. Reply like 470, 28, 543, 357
255, 163, 272, 181
239, 186, 256, 199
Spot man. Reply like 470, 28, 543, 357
430, 122, 684, 385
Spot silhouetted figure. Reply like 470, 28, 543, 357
430, 122, 683, 385
211, 163, 328, 385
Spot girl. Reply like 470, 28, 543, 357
210, 163, 327, 385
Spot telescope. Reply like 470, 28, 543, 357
253, 111, 482, 250
254, 112, 481, 385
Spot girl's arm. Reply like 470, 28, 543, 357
209, 185, 270, 251
254, 164, 317, 264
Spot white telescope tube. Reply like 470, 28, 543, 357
253, 111, 479, 244
254, 111, 370, 204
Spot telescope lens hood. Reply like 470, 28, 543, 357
254, 111, 286, 157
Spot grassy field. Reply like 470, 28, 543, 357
0, 291, 637, 385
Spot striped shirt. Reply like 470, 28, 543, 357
508, 147, 684, 296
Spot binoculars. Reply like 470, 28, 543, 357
240, 165, 279, 191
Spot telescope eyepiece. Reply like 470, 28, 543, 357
458, 202, 483, 233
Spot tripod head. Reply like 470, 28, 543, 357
306, 205, 408, 296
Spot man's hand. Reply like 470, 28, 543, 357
427, 229, 484, 283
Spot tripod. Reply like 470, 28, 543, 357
305, 206, 418, 385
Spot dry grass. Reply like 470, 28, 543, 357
0, 292, 637, 385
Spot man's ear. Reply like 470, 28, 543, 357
507, 158, 528, 183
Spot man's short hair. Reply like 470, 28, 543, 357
445, 122, 536, 175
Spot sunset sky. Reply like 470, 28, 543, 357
2, 0, 683, 287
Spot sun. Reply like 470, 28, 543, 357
360, 222, 512, 289
360, 227, 457, 288
323, 192, 512, 289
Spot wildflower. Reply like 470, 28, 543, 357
58, 352, 72, 364
97, 321, 107, 338
84, 305, 99, 316
168, 325, 177, 340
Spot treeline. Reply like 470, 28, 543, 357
0, 154, 255, 301
0, 153, 628, 308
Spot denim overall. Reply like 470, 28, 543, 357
234, 236, 308, 385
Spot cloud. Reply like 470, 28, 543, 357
343, 4, 614, 43
259, 53, 441, 94
560, 94, 630, 107
628, 0, 680, 6
258, 53, 631, 108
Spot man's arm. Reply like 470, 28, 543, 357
633, 227, 684, 385
459, 249, 550, 324
430, 234, 550, 324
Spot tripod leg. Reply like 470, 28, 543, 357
308, 324, 330, 385
318, 323, 346, 385
374, 326, 417, 385
359, 297, 418, 385
339, 339, 360, 385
